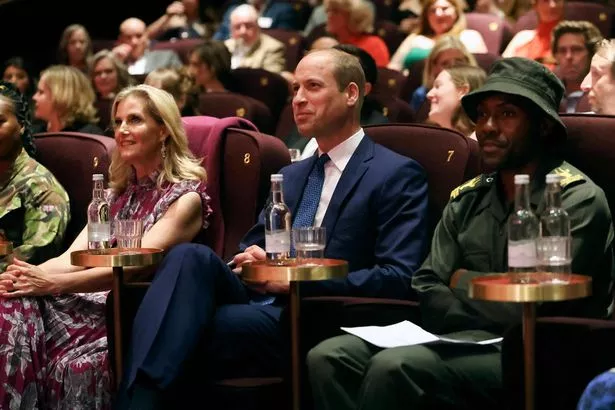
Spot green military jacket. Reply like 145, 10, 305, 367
412, 158, 614, 336
0, 149, 70, 271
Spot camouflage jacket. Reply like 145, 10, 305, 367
0, 149, 70, 271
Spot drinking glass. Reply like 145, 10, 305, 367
114, 219, 143, 248
293, 227, 326, 264
288, 149, 301, 162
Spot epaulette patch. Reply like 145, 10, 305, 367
552, 167, 585, 188
450, 175, 492, 200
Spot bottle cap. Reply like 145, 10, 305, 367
514, 174, 530, 184
92, 174, 104, 181
271, 174, 283, 182
545, 174, 562, 184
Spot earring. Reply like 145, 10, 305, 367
161, 145, 167, 160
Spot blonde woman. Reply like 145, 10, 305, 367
410, 35, 477, 111
57, 24, 93, 73
0, 85, 211, 409
325, 0, 390, 67
427, 64, 486, 137
389, 0, 487, 71
33, 65, 104, 134
145, 66, 199, 116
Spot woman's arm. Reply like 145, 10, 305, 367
388, 33, 417, 71
460, 30, 488, 54
2, 192, 203, 296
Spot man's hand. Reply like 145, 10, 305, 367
449, 269, 468, 289
0, 258, 62, 297
231, 245, 290, 294
166, 1, 185, 16
111, 43, 132, 62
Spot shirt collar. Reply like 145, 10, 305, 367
317, 128, 365, 173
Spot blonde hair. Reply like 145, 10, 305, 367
144, 67, 196, 108
324, 0, 375, 34
423, 35, 476, 87
40, 65, 99, 128
109, 85, 206, 193
445, 65, 486, 136
414, 0, 466, 37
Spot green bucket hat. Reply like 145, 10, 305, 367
461, 57, 567, 139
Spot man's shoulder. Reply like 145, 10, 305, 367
260, 33, 284, 49
368, 136, 422, 171
551, 161, 607, 202
449, 173, 495, 201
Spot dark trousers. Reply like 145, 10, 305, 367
119, 243, 286, 398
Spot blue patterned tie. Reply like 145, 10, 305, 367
292, 153, 330, 228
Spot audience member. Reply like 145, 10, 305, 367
427, 64, 486, 137
116, 49, 429, 408
214, 0, 299, 40
225, 4, 286, 73
581, 39, 615, 114
502, 0, 565, 68
552, 21, 602, 113
91, 49, 136, 100
0, 84, 210, 409
309, 35, 340, 51
410, 35, 477, 112
2, 56, 39, 123
324, 0, 390, 67
389, 0, 487, 71
32, 65, 104, 135
145, 67, 199, 115
57, 24, 93, 73
474, 0, 506, 18
295, 43, 389, 155
187, 40, 233, 92
112, 18, 183, 75
391, 0, 423, 33
0, 81, 69, 273
147, 0, 207, 40
308, 57, 614, 410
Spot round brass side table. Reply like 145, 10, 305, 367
71, 248, 164, 388
242, 258, 348, 410
469, 273, 592, 410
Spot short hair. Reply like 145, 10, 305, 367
333, 43, 378, 85
0, 81, 36, 157
325, 49, 366, 112
551, 20, 603, 56
145, 67, 195, 106
90, 49, 135, 97
39, 65, 99, 128
57, 24, 93, 65
423, 35, 477, 87
230, 4, 259, 23
110, 85, 206, 193
595, 39, 615, 78
190, 40, 233, 89
445, 65, 486, 136
119, 18, 146, 36
324, 0, 375, 34
415, 0, 466, 37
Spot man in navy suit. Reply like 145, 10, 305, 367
118, 48, 429, 408
213, 0, 299, 40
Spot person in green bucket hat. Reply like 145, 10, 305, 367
306, 56, 615, 410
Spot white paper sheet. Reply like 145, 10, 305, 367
341, 321, 503, 349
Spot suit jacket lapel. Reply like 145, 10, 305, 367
321, 137, 374, 247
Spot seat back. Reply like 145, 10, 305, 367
364, 123, 480, 235
95, 98, 114, 136
262, 28, 306, 71
198, 92, 275, 134
374, 20, 408, 55
465, 13, 513, 54
560, 114, 615, 221
150, 38, 205, 64
373, 67, 408, 98
230, 68, 290, 126
514, 2, 615, 36
370, 95, 416, 123
33, 132, 116, 248
182, 116, 290, 259
275, 103, 295, 141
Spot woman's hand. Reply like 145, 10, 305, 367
0, 258, 62, 297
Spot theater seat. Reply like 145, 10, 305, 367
502, 113, 615, 410
33, 132, 116, 249
373, 67, 408, 98
230, 68, 290, 126
198, 92, 275, 134
150, 38, 205, 64
262, 28, 305, 71
465, 12, 513, 55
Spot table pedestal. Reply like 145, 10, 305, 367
522, 302, 536, 410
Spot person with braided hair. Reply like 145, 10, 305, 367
0, 81, 69, 271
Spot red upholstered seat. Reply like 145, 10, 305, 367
465, 12, 513, 55
150, 38, 205, 64
373, 67, 408, 98
198, 92, 275, 134
262, 28, 306, 71
33, 132, 116, 249
230, 68, 290, 126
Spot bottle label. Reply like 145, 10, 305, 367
265, 230, 291, 253
508, 240, 537, 268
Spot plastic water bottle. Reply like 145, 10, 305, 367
265, 174, 291, 264
508, 174, 539, 283
537, 174, 571, 283
87, 174, 110, 249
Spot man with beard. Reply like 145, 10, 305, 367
307, 57, 615, 410
552, 21, 602, 113
581, 39, 615, 114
